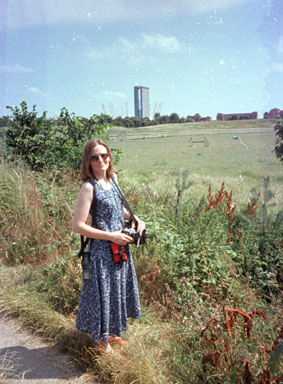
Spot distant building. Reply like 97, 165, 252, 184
134, 86, 150, 118
263, 108, 283, 119
216, 112, 258, 121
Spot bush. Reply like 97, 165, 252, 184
274, 119, 283, 162
5, 101, 110, 171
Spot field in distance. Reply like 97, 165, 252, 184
109, 118, 276, 139
110, 119, 282, 206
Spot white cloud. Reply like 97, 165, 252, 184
118, 37, 136, 53
26, 86, 46, 97
141, 33, 183, 53
0, 64, 33, 74
3, 0, 249, 29
87, 33, 183, 66
87, 47, 106, 61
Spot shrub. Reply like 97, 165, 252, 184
5, 101, 110, 171
274, 119, 283, 162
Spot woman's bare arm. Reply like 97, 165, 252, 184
73, 182, 133, 245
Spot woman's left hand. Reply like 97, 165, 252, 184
134, 216, 146, 235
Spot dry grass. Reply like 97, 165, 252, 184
88, 322, 177, 384
0, 164, 79, 266
0, 272, 90, 351
0, 352, 19, 384
0, 167, 49, 264
0, 262, 281, 384
0, 267, 177, 383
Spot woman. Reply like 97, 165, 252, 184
73, 138, 145, 354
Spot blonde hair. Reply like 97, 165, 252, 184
81, 138, 114, 181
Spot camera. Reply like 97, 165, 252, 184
122, 227, 146, 246
122, 228, 140, 243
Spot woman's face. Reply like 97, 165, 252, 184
89, 144, 110, 177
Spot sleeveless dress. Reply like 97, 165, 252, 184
76, 178, 141, 343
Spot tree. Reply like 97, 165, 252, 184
6, 101, 49, 168
6, 101, 109, 170
142, 117, 151, 126
193, 113, 201, 122
123, 117, 134, 128
0, 115, 10, 127
159, 115, 169, 124
274, 120, 283, 162
112, 116, 124, 127
132, 117, 142, 127
169, 112, 180, 123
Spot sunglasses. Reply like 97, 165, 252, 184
89, 153, 109, 162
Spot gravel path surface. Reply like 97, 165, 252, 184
0, 314, 94, 384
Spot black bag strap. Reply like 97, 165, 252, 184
78, 235, 89, 258
77, 179, 96, 258
112, 177, 138, 229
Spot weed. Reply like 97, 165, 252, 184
205, 182, 237, 243
175, 169, 193, 218
200, 307, 282, 383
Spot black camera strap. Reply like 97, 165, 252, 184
111, 177, 138, 230
77, 179, 96, 258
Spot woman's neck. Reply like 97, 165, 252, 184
96, 176, 112, 190
94, 170, 107, 182
95, 175, 108, 182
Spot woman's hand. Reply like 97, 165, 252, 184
134, 216, 146, 235
110, 230, 134, 246
124, 208, 145, 235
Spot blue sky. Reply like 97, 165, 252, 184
1, 0, 282, 120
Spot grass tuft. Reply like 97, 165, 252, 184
92, 322, 176, 384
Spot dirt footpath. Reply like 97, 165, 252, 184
0, 314, 94, 384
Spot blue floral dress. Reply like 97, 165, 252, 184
76, 178, 141, 343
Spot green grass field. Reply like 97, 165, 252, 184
109, 118, 276, 136
111, 120, 282, 205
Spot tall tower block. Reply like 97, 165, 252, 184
134, 86, 150, 118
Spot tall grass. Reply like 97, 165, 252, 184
0, 162, 282, 383
0, 165, 79, 264
0, 353, 18, 384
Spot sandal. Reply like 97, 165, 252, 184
108, 336, 128, 346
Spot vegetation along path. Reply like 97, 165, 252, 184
0, 314, 94, 384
